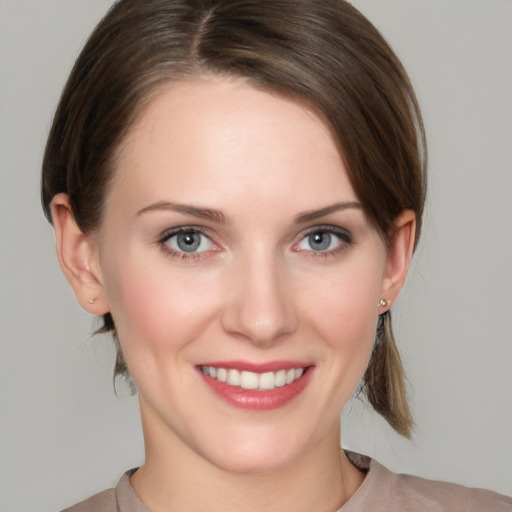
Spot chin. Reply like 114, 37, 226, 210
197, 425, 314, 475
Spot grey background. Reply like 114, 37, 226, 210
1, 1, 511, 510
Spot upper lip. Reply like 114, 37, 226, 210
197, 360, 313, 373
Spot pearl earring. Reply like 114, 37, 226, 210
378, 299, 390, 308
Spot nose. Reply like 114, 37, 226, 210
221, 252, 298, 347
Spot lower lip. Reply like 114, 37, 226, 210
199, 368, 313, 411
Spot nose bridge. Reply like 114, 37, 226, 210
222, 246, 297, 345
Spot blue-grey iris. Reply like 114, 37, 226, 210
309, 232, 331, 251
177, 232, 201, 252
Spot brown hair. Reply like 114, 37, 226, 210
42, 0, 426, 438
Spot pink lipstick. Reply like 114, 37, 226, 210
197, 361, 313, 410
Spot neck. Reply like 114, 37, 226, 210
131, 401, 364, 512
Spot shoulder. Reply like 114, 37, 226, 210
389, 468, 512, 511
344, 452, 512, 512
61, 488, 116, 512
61, 470, 149, 512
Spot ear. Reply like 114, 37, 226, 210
51, 193, 109, 315
380, 210, 416, 307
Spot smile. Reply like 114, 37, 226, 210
200, 365, 305, 391
198, 362, 313, 410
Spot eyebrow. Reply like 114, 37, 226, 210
137, 200, 361, 225
294, 202, 362, 224
137, 201, 228, 224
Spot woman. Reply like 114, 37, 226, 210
40, 0, 511, 510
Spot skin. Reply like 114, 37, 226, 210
52, 76, 415, 511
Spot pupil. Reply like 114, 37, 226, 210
310, 231, 331, 251
177, 232, 200, 252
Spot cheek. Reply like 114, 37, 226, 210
306, 263, 382, 340
296, 256, 384, 389
100, 249, 218, 361
285, 257, 384, 426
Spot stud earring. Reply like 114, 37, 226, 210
378, 299, 390, 308
87, 297, 96, 304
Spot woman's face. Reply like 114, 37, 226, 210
90, 77, 405, 473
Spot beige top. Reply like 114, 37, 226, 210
62, 452, 512, 511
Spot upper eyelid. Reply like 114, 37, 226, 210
300, 224, 352, 239
158, 225, 210, 242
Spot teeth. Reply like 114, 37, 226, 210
259, 372, 275, 390
227, 369, 240, 386
201, 365, 306, 391
240, 371, 259, 390
217, 368, 227, 382
275, 369, 286, 387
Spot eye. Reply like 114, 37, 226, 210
295, 227, 352, 254
161, 228, 214, 256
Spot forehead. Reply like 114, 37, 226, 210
109, 76, 356, 214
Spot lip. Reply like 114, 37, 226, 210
199, 360, 312, 373
197, 361, 314, 411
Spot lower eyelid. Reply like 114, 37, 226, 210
160, 242, 215, 262
163, 247, 206, 260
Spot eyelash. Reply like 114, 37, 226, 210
293, 225, 353, 257
157, 225, 353, 261
158, 226, 215, 261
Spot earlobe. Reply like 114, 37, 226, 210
50, 193, 109, 315
381, 210, 416, 304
